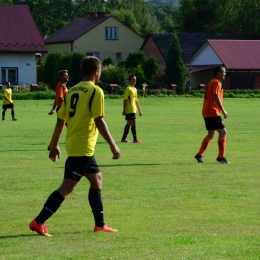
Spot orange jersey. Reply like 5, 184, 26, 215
202, 78, 223, 118
55, 82, 68, 107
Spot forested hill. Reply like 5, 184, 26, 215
145, 0, 179, 4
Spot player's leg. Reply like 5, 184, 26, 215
29, 157, 83, 235
85, 156, 117, 232
121, 116, 131, 142
216, 128, 229, 163
2, 107, 7, 120
11, 105, 17, 121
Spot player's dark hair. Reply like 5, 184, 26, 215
58, 70, 68, 78
128, 74, 135, 80
81, 56, 101, 77
213, 66, 224, 77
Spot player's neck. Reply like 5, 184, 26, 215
82, 76, 96, 84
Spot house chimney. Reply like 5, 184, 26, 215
97, 11, 106, 18
88, 12, 96, 19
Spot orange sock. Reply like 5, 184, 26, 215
218, 138, 226, 159
198, 137, 211, 156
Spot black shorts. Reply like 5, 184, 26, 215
64, 156, 100, 182
204, 116, 225, 130
56, 106, 61, 113
125, 113, 136, 120
2, 103, 14, 109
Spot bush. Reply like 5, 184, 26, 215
99, 65, 129, 91
103, 57, 114, 66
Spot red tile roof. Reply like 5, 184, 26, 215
45, 15, 110, 44
208, 40, 260, 70
0, 4, 47, 53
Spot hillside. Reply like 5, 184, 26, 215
145, 0, 179, 5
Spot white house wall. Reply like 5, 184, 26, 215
0, 53, 36, 85
190, 44, 222, 65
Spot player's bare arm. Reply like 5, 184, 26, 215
94, 116, 120, 159
49, 118, 66, 162
49, 100, 56, 115
213, 94, 228, 118
122, 99, 127, 115
136, 101, 142, 116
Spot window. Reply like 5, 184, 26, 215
105, 27, 118, 40
86, 52, 99, 58
1, 67, 18, 85
116, 52, 122, 60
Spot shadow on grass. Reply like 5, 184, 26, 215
99, 163, 160, 167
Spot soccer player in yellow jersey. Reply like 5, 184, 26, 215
121, 75, 142, 143
194, 66, 229, 164
29, 56, 120, 236
2, 81, 17, 121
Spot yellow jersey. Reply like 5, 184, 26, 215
58, 81, 104, 156
124, 85, 138, 114
3, 88, 12, 104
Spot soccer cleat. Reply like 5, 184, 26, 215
47, 146, 51, 151
133, 139, 142, 144
194, 153, 204, 163
121, 139, 129, 143
94, 224, 118, 233
29, 219, 51, 236
2, 118, 5, 120
216, 157, 230, 164
12, 118, 17, 121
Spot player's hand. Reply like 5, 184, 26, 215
139, 111, 143, 116
48, 109, 54, 115
49, 146, 61, 162
122, 110, 126, 116
223, 110, 228, 118
110, 144, 120, 159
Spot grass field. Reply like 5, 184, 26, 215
0, 97, 259, 260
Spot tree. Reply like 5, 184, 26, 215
165, 33, 185, 94
67, 52, 85, 86
125, 51, 147, 70
142, 56, 159, 82
43, 52, 63, 88
103, 57, 114, 66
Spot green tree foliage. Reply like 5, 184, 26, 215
133, 65, 147, 85
103, 57, 114, 66
125, 51, 147, 70
99, 65, 129, 89
43, 52, 62, 88
68, 52, 85, 86
110, 9, 141, 35
142, 56, 159, 82
53, 53, 73, 84
0, 0, 12, 3
165, 33, 185, 94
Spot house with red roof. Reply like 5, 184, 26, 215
189, 40, 260, 90
44, 12, 144, 64
0, 4, 47, 86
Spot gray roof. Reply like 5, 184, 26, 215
45, 15, 110, 44
146, 33, 258, 62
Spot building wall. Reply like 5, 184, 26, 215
41, 43, 71, 62
141, 36, 165, 67
190, 69, 213, 89
190, 44, 222, 65
254, 74, 260, 89
74, 17, 144, 63
0, 53, 36, 85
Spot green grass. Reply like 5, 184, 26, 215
0, 98, 260, 260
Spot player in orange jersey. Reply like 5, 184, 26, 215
48, 70, 69, 150
194, 66, 229, 164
